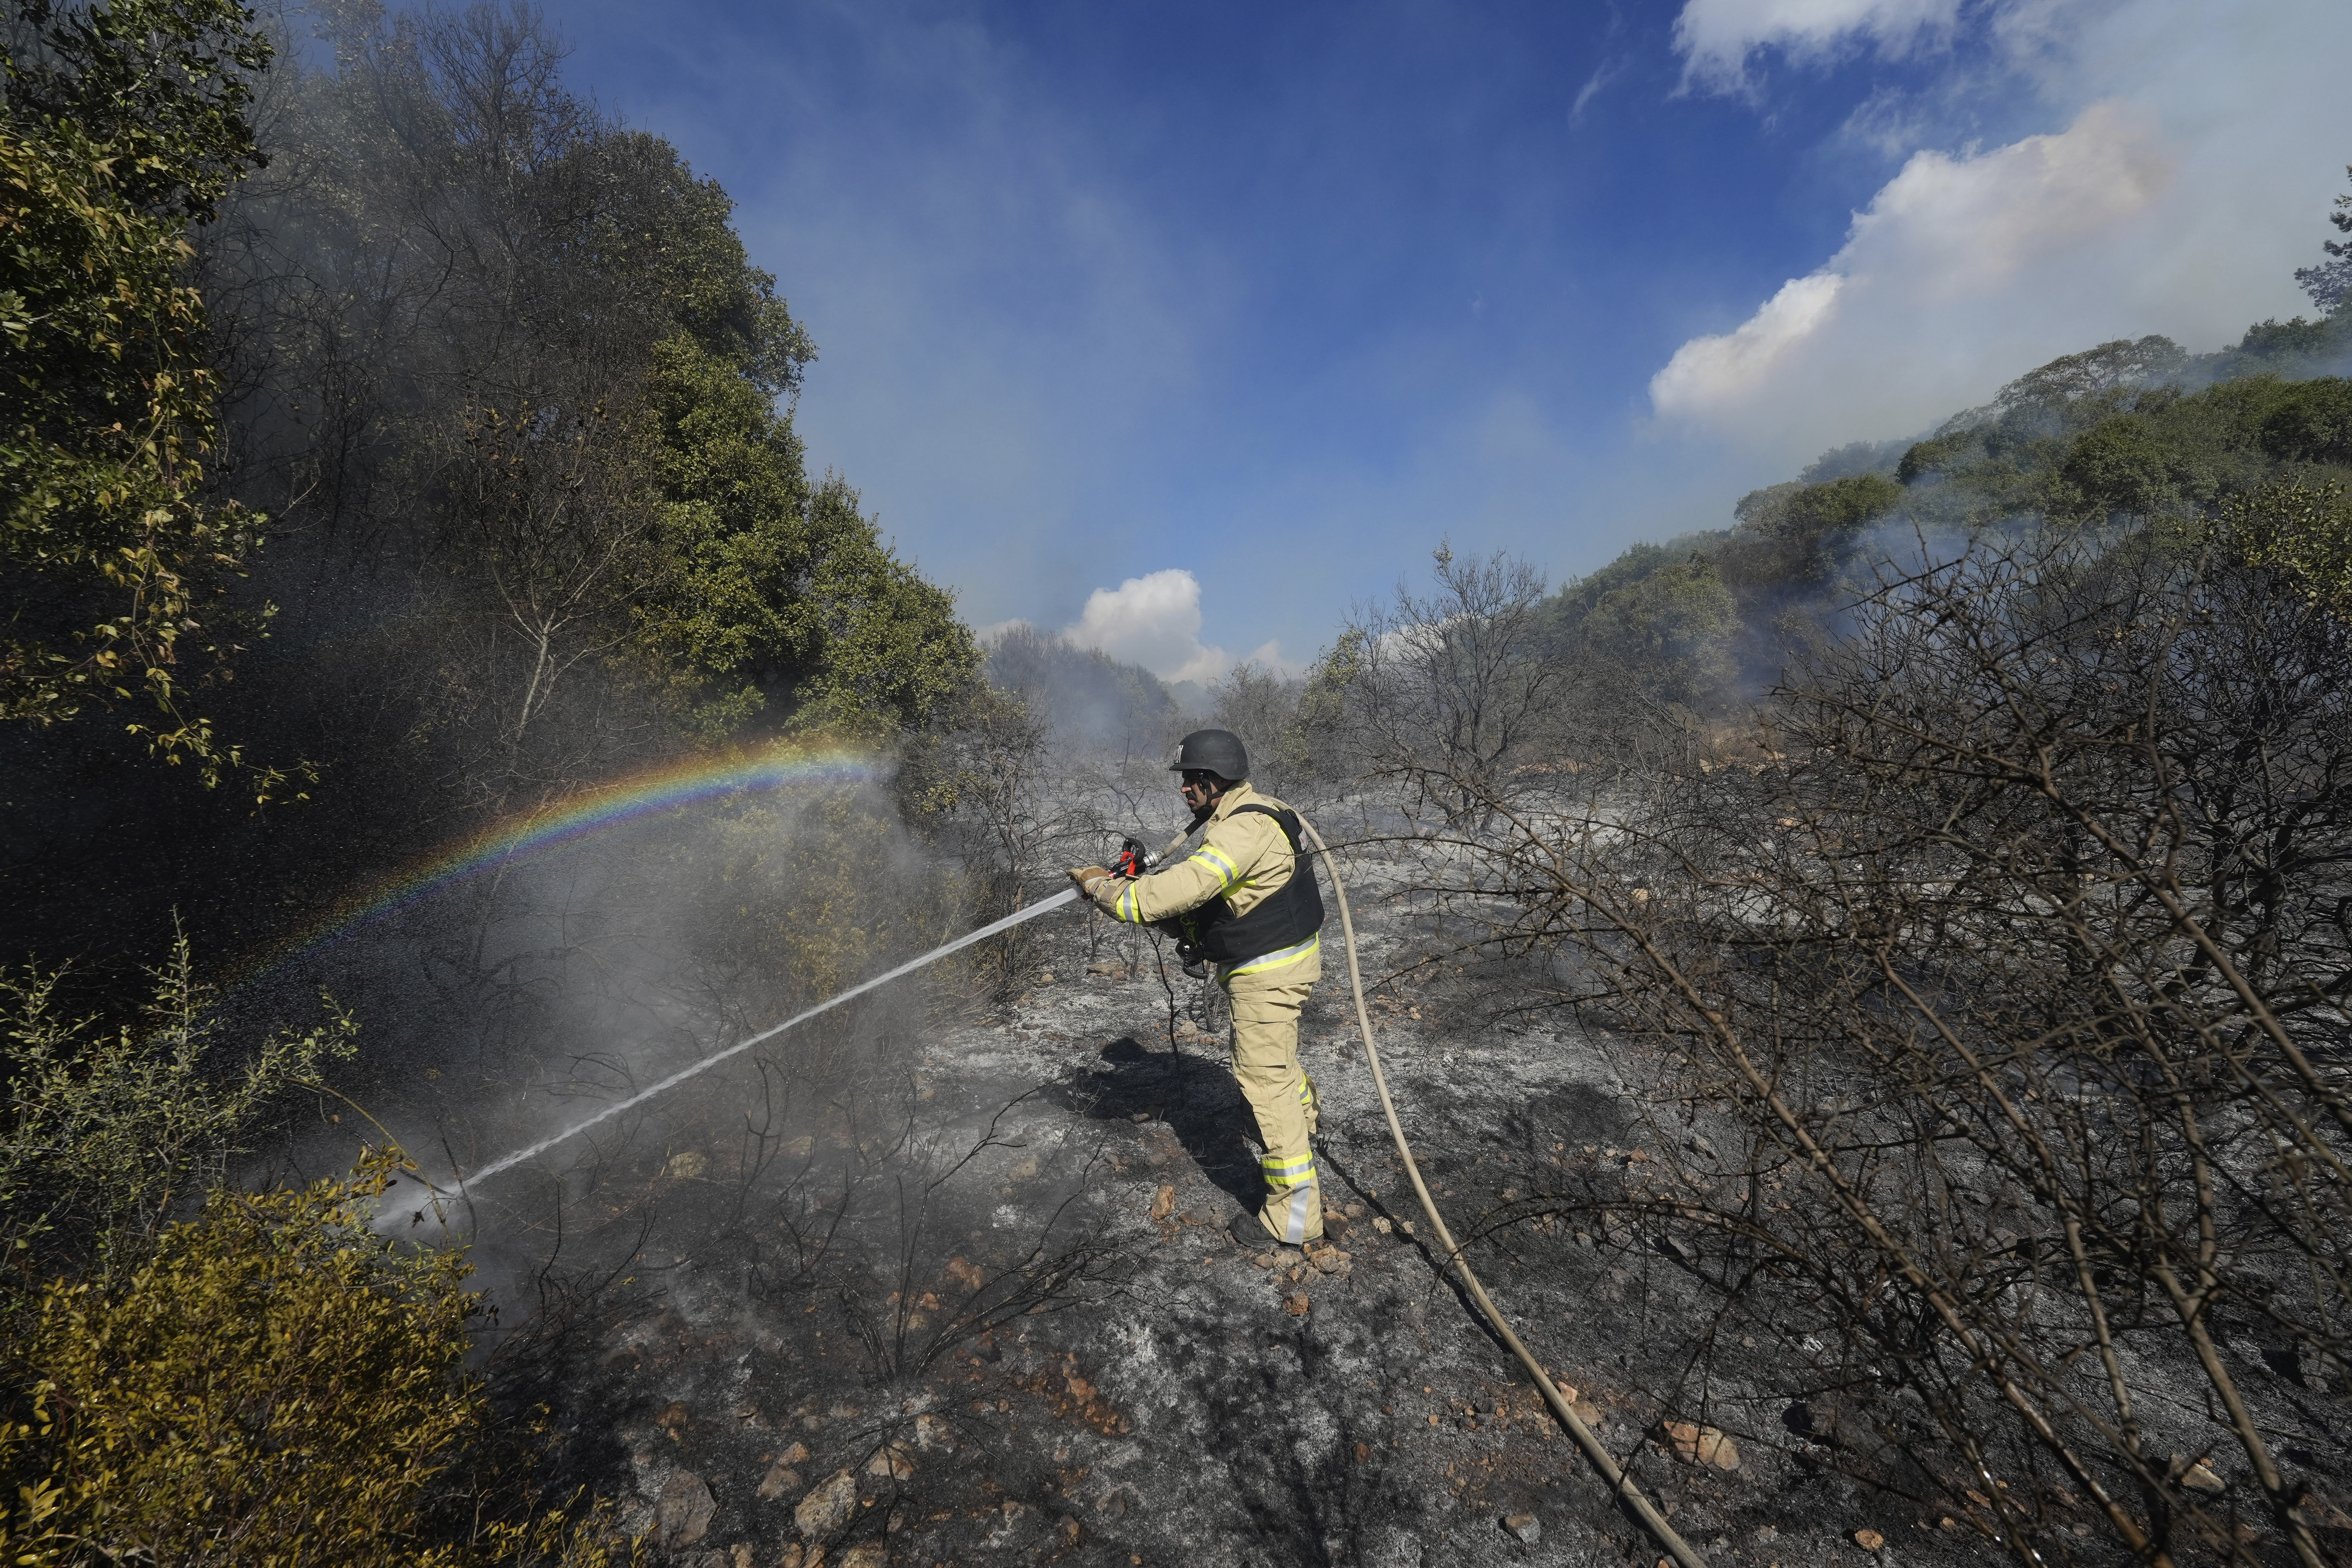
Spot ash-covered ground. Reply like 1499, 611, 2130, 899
483, 851, 2040, 1568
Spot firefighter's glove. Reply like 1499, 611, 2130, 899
1067, 866, 1114, 901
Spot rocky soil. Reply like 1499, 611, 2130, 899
503, 856, 2050, 1568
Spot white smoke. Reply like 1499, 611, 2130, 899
1651, 0, 2346, 464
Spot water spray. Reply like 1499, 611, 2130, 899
446, 887, 1080, 1191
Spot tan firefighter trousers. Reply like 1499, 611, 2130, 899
1223, 944, 1323, 1245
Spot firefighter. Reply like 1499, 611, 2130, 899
1068, 729, 1328, 1249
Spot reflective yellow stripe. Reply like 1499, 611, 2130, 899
1220, 931, 1320, 979
1114, 883, 1142, 923
1187, 843, 1240, 893
1261, 1153, 1316, 1182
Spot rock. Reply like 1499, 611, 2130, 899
664, 1150, 708, 1180
1855, 1528, 1886, 1550
730, 1546, 755, 1568
2176, 1456, 2225, 1494
1503, 1512, 1541, 1544
1150, 1184, 1175, 1220
983, 1499, 1046, 1552
1311, 1246, 1352, 1275
778, 1546, 805, 1568
655, 1470, 716, 1550
1086, 959, 1123, 976
778, 1440, 811, 1466
1283, 1291, 1311, 1316
1657, 1420, 1741, 1471
838, 1545, 887, 1568
1372, 1216, 1393, 1234
1322, 1211, 1351, 1240
796, 1469, 859, 1540
914, 1413, 956, 1451
657, 1400, 692, 1433
864, 1440, 916, 1480
757, 1464, 802, 1500
1181, 1205, 1218, 1225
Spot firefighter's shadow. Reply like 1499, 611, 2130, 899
1057, 1036, 1262, 1206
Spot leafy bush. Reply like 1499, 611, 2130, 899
0, 1156, 638, 1568
0, 929, 356, 1278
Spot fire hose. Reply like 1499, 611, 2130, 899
442, 816, 1708, 1567
1293, 813, 1710, 1568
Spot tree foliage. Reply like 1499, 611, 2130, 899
2294, 163, 2352, 316
190, 4, 977, 812
1, 0, 284, 790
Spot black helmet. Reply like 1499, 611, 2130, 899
1170, 728, 1249, 782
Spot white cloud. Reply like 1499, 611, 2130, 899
1674, 0, 1961, 89
1571, 57, 1624, 122
1648, 0, 2349, 464
1064, 569, 1236, 685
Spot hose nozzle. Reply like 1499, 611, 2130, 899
1112, 836, 1159, 879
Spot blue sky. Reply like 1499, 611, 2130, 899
533, 0, 2349, 681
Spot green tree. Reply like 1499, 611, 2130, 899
0, 0, 282, 791
632, 334, 977, 737
2227, 478, 2352, 613
1579, 554, 1739, 709
2294, 162, 2352, 314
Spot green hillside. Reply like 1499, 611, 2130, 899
1549, 313, 2352, 708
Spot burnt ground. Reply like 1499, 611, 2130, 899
484, 861, 2059, 1568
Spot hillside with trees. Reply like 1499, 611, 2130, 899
1534, 313, 2352, 719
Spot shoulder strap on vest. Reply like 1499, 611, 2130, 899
1224, 803, 1303, 850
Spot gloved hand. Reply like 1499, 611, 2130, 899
1067, 865, 1112, 898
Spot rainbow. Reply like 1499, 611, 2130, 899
251, 741, 884, 981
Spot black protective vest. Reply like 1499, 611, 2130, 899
1173, 804, 1326, 966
